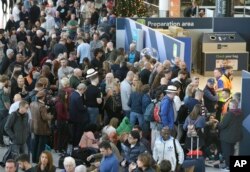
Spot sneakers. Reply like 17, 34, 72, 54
222, 167, 230, 171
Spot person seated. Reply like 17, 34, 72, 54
205, 144, 222, 168
34, 151, 56, 172
79, 124, 99, 152
16, 154, 35, 172
128, 152, 155, 172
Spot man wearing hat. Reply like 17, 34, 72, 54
85, 68, 102, 125
160, 85, 178, 134
203, 78, 218, 114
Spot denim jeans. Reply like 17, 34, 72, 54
123, 110, 131, 119
87, 107, 99, 124
129, 111, 144, 129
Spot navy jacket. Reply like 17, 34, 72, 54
203, 85, 218, 113
123, 142, 147, 164
69, 91, 88, 124
128, 91, 143, 114
142, 94, 151, 114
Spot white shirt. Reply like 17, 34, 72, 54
77, 42, 91, 63
120, 79, 132, 111
12, 6, 20, 22
45, 15, 56, 31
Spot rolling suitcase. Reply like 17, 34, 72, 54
187, 137, 205, 172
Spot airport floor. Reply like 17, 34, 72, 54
0, 3, 242, 171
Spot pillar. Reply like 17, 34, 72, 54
159, 0, 170, 17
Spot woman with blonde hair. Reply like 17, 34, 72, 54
103, 61, 111, 74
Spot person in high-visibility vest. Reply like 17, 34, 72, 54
220, 66, 233, 91
214, 68, 224, 121
221, 88, 232, 121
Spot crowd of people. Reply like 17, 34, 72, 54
0, 0, 244, 172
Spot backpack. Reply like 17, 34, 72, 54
187, 117, 199, 137
153, 101, 161, 123
143, 102, 155, 122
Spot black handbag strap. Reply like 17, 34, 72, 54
173, 139, 179, 166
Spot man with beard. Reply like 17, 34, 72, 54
220, 65, 233, 92
17, 154, 35, 172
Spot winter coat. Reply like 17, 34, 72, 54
4, 110, 29, 144
30, 101, 51, 136
219, 109, 243, 143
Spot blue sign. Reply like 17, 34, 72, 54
134, 18, 213, 29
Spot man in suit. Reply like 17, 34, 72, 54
69, 83, 88, 147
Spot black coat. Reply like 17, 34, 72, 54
29, 5, 41, 24
19, 11, 29, 26
219, 110, 243, 143
139, 68, 151, 85
0, 56, 12, 74
5, 19, 16, 32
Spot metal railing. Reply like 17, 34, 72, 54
142, 1, 250, 17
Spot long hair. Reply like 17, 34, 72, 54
134, 80, 143, 93
137, 152, 152, 169
57, 89, 66, 104
38, 151, 54, 171
189, 104, 201, 120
